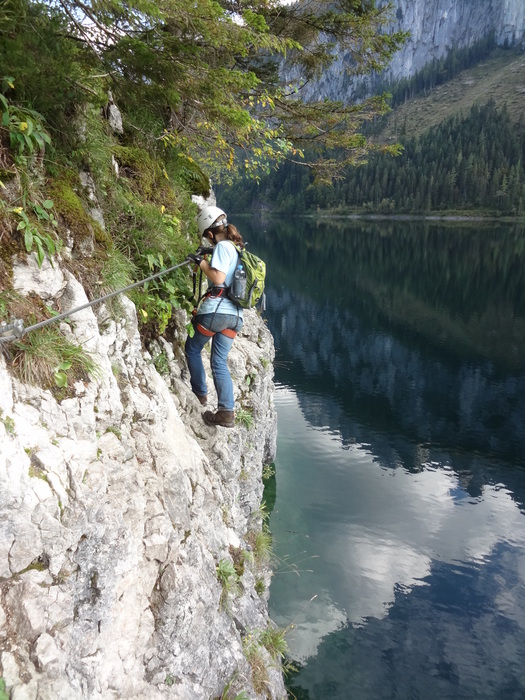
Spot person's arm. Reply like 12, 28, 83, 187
198, 258, 226, 286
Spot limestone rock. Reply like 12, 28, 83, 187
103, 91, 124, 135
79, 171, 106, 231
286, 0, 525, 103
12, 253, 67, 301
0, 254, 284, 699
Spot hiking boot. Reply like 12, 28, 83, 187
195, 394, 207, 406
202, 409, 235, 428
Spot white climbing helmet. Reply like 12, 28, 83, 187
197, 206, 227, 235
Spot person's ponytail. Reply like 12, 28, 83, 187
225, 223, 244, 249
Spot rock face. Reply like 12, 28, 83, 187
0, 252, 283, 699
290, 0, 525, 102
387, 0, 525, 80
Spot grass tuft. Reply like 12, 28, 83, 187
11, 325, 99, 391
258, 625, 288, 661
246, 527, 272, 567
242, 634, 270, 696
236, 407, 254, 429
216, 558, 241, 609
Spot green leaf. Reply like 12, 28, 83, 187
35, 239, 45, 268
43, 200, 54, 209
24, 228, 33, 251
32, 132, 44, 149
23, 133, 34, 153
44, 235, 56, 256
54, 370, 68, 388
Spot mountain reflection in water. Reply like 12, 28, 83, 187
238, 216, 525, 700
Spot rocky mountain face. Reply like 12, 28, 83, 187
293, 0, 525, 102
0, 252, 283, 698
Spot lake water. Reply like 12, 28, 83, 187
239, 216, 525, 700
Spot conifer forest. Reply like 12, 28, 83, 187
221, 100, 525, 216
219, 43, 525, 219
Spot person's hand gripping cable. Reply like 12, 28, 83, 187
187, 246, 213, 268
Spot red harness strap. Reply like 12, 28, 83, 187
196, 323, 214, 337
196, 323, 237, 339
221, 328, 237, 338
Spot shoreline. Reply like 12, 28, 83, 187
244, 210, 525, 224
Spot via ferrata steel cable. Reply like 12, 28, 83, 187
0, 258, 192, 343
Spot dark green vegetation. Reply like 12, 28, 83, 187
1, 0, 406, 380
267, 100, 525, 215
219, 47, 525, 217
242, 215, 525, 371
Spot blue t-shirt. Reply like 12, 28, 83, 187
198, 240, 243, 317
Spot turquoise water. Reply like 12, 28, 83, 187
241, 216, 525, 699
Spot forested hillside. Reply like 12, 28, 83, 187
219, 48, 525, 218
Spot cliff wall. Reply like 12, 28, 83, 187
0, 250, 283, 699
293, 0, 525, 102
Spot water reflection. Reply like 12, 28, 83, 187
240, 216, 525, 698
237, 216, 525, 462
270, 386, 525, 677
269, 287, 525, 463
247, 216, 525, 369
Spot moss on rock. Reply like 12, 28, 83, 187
47, 175, 109, 249
164, 152, 210, 198
112, 145, 158, 199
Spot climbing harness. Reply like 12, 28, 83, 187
0, 258, 192, 343
192, 274, 241, 337
194, 322, 237, 339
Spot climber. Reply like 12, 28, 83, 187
185, 205, 244, 428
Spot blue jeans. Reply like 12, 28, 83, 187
185, 313, 243, 411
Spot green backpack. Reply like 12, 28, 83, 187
229, 244, 266, 309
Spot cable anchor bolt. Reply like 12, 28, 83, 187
0, 319, 25, 342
